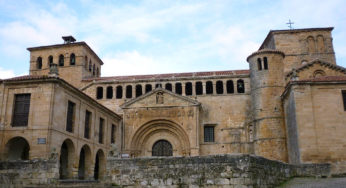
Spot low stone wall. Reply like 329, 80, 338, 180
106, 154, 330, 187
0, 159, 59, 187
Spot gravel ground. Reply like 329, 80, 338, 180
280, 177, 346, 188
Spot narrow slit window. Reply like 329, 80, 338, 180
136, 85, 143, 97
36, 57, 42, 69
206, 81, 213, 94
111, 124, 116, 144
226, 80, 234, 94
106, 86, 113, 99
342, 90, 346, 111
93, 64, 95, 76
216, 81, 223, 94
257, 58, 262, 70
263, 57, 268, 70
175, 83, 182, 95
48, 56, 53, 67
89, 61, 92, 72
66, 101, 75, 133
59, 54, 64, 66
84, 110, 91, 139
126, 85, 132, 98
195, 82, 203, 95
96, 87, 103, 99
116, 86, 123, 99
185, 82, 192, 95
99, 118, 104, 144
70, 53, 76, 65
145, 84, 152, 93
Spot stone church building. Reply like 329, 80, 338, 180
0, 27, 346, 183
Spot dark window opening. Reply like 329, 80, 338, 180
116, 86, 123, 99
152, 140, 173, 156
36, 57, 42, 69
195, 82, 203, 95
216, 81, 223, 94
70, 53, 76, 65
263, 57, 268, 70
185, 82, 192, 95
66, 101, 75, 133
257, 58, 262, 70
106, 86, 113, 99
155, 83, 162, 88
204, 126, 215, 142
136, 85, 143, 97
12, 94, 31, 127
92, 64, 95, 76
96, 87, 103, 99
165, 83, 172, 91
111, 124, 116, 144
175, 83, 182, 95
85, 56, 88, 69
237, 79, 245, 93
145, 84, 152, 93
96, 68, 100, 77
48, 56, 53, 67
98, 118, 104, 144
59, 54, 64, 66
126, 85, 132, 98
84, 110, 91, 139
206, 81, 213, 94
342, 90, 346, 111
89, 61, 92, 72
226, 80, 234, 94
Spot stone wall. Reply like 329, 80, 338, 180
106, 154, 330, 187
0, 159, 59, 187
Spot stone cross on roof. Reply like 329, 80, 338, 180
286, 19, 294, 29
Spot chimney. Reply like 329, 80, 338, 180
62, 36, 76, 44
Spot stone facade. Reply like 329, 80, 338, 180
0, 27, 345, 186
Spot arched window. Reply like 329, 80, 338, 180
216, 80, 223, 94
237, 80, 245, 93
195, 81, 203, 95
152, 140, 173, 156
145, 84, 152, 93
257, 58, 262, 70
126, 85, 132, 98
307, 36, 315, 54
155, 83, 162, 88
36, 57, 42, 69
206, 81, 213, 94
59, 54, 64, 66
5, 137, 30, 160
317, 35, 325, 53
93, 64, 96, 76
85, 56, 88, 69
165, 83, 172, 91
226, 80, 234, 94
175, 83, 182, 95
185, 82, 192, 95
89, 61, 92, 72
136, 85, 142, 97
96, 87, 103, 99
106, 86, 113, 99
263, 57, 268, 70
116, 86, 122, 99
48, 55, 53, 67
70, 53, 76, 65
96, 68, 100, 77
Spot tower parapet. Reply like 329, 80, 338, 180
247, 49, 288, 162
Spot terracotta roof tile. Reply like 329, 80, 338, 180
83, 69, 250, 82
293, 76, 346, 83
3, 75, 52, 81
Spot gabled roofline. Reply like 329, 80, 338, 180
285, 59, 346, 78
259, 27, 334, 50
121, 87, 200, 109
27, 41, 104, 65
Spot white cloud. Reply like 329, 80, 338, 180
0, 67, 15, 79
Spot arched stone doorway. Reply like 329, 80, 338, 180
152, 140, 173, 156
5, 137, 30, 160
130, 119, 190, 157
94, 149, 106, 180
78, 145, 92, 180
59, 139, 75, 179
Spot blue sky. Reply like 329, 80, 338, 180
0, 0, 345, 78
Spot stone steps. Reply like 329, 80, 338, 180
25, 180, 107, 188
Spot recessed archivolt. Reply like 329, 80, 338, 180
130, 119, 190, 156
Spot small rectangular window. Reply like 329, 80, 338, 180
12, 94, 31, 127
204, 126, 215, 142
66, 101, 75, 132
342, 90, 346, 111
111, 124, 116, 144
99, 118, 104, 144
84, 110, 91, 139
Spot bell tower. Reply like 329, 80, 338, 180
27, 36, 103, 88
